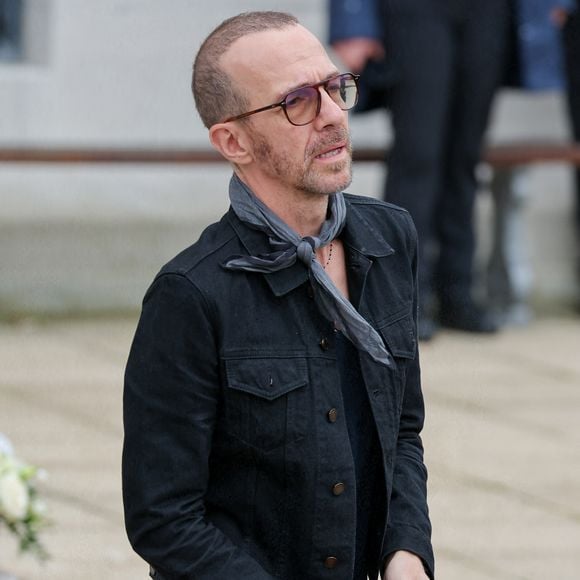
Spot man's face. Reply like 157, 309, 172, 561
221, 25, 353, 198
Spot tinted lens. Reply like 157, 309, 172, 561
283, 86, 319, 125
326, 74, 358, 110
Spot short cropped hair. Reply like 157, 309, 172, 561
192, 11, 299, 128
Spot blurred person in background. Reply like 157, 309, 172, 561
0, 0, 22, 61
329, 0, 510, 340
508, 0, 576, 90
562, 4, 580, 297
505, 0, 578, 304
123, 11, 433, 580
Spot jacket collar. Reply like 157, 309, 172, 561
226, 196, 394, 297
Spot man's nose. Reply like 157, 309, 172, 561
313, 88, 346, 129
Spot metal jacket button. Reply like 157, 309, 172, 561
324, 556, 338, 569
327, 408, 338, 423
319, 337, 329, 350
332, 482, 345, 496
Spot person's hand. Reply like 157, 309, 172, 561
384, 550, 429, 580
550, 7, 570, 27
331, 38, 385, 73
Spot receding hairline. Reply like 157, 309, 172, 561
197, 12, 302, 74
217, 20, 306, 70
217, 23, 329, 95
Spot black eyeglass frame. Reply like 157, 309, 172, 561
222, 72, 360, 126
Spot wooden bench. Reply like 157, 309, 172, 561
2, 142, 579, 323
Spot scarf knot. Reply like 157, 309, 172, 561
297, 237, 316, 265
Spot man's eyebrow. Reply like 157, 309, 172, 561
277, 70, 341, 100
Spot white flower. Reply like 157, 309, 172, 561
0, 471, 30, 522
0, 448, 49, 559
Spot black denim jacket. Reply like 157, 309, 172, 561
122, 193, 434, 580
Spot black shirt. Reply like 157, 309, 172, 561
336, 332, 383, 580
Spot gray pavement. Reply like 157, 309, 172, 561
0, 314, 579, 579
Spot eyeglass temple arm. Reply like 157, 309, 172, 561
223, 102, 284, 123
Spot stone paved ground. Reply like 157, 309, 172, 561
0, 315, 579, 579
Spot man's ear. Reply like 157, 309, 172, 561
209, 123, 253, 166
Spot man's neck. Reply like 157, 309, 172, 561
235, 171, 329, 238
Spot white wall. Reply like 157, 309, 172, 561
1, 0, 327, 144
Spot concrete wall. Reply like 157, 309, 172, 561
1, 0, 326, 144
0, 0, 577, 316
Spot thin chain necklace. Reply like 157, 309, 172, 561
323, 241, 333, 269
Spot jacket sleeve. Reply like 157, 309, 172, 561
513, 0, 572, 91
122, 273, 275, 580
559, 0, 577, 11
328, 0, 382, 43
381, 213, 435, 578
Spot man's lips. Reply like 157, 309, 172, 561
314, 142, 347, 160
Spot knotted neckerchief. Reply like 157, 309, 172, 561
224, 174, 392, 367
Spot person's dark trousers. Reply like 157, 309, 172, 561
382, 0, 510, 311
563, 10, 580, 263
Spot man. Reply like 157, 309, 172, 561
123, 11, 433, 580
330, 0, 509, 340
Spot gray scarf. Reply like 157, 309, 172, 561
224, 174, 392, 367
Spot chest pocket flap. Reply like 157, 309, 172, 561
225, 356, 308, 400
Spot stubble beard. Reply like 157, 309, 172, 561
251, 128, 353, 197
